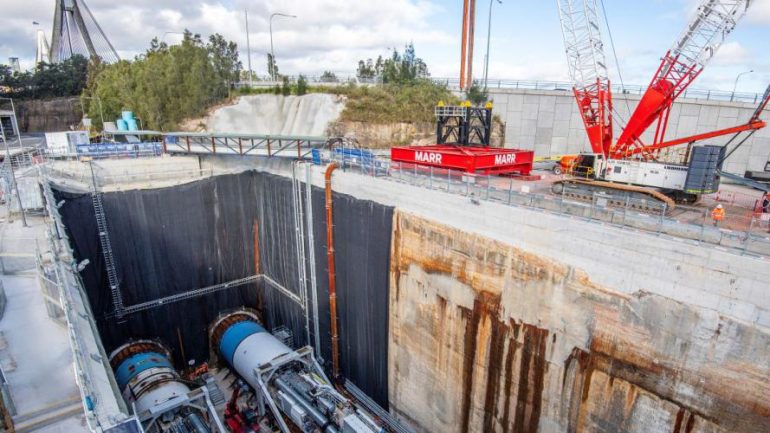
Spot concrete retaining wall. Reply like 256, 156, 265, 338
487, 88, 770, 176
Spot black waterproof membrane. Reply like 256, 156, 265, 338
54, 170, 392, 408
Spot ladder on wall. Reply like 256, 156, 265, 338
89, 163, 125, 320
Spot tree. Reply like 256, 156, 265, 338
356, 44, 428, 85
84, 31, 241, 130
281, 76, 291, 96
207, 33, 242, 94
0, 65, 14, 87
465, 80, 488, 106
320, 71, 338, 83
1, 55, 89, 99
357, 59, 376, 79
296, 75, 308, 95
267, 53, 279, 79
400, 43, 428, 80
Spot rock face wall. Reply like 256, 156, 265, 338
328, 121, 434, 148
16, 97, 82, 132
388, 211, 769, 433
189, 94, 344, 136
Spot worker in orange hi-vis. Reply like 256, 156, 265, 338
711, 204, 725, 227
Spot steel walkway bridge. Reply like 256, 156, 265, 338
162, 132, 328, 159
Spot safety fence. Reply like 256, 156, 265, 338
35, 142, 163, 161
328, 154, 770, 258
40, 177, 131, 430
42, 164, 214, 191
707, 189, 764, 211
0, 365, 15, 423
431, 78, 766, 104
35, 246, 66, 325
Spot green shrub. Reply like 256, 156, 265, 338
296, 75, 308, 95
281, 76, 291, 96
84, 30, 241, 130
328, 80, 458, 123
465, 81, 488, 106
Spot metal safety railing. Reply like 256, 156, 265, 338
430, 78, 766, 104
163, 133, 327, 159
233, 76, 765, 104
322, 153, 770, 258
42, 164, 214, 191
40, 174, 129, 429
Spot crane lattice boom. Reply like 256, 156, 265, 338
557, 0, 613, 156
614, 0, 752, 158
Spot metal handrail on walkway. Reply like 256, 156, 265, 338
163, 132, 328, 159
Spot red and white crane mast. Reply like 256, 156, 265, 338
557, 0, 613, 157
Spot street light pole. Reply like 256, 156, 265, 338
483, 0, 502, 91
731, 69, 753, 102
0, 98, 28, 227
270, 12, 297, 81
245, 10, 253, 88
32, 21, 44, 65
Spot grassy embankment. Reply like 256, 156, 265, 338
238, 80, 459, 124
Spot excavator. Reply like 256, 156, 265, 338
554, 0, 770, 208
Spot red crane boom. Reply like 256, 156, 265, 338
613, 0, 752, 159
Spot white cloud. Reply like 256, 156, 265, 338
712, 41, 750, 66
0, 0, 765, 93
747, 0, 770, 24
1, 0, 453, 77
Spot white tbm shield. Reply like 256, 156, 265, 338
232, 332, 293, 389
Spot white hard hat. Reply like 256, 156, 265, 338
716, 204, 723, 209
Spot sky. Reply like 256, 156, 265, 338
1, 0, 769, 93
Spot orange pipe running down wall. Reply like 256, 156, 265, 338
324, 162, 340, 379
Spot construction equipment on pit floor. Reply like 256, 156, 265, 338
109, 340, 227, 433
554, 0, 768, 206
209, 310, 385, 433
224, 385, 261, 433
390, 102, 534, 175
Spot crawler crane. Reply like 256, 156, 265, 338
555, 0, 769, 207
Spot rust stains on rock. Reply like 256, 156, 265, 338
500, 330, 518, 431
458, 293, 549, 433
512, 323, 549, 433
459, 295, 484, 432
482, 310, 507, 432
673, 408, 696, 433
388, 211, 770, 433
